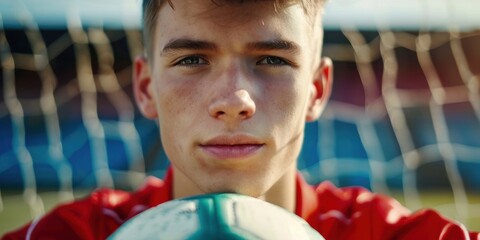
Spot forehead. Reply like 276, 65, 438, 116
154, 0, 309, 41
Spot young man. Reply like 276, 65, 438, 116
3, 0, 479, 239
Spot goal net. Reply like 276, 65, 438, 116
1, 0, 479, 233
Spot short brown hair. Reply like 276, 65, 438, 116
142, 0, 326, 58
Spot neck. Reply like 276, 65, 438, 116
172, 164, 298, 213
258, 166, 297, 212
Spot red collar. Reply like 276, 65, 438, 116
294, 173, 319, 219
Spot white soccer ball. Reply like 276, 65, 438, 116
108, 193, 325, 240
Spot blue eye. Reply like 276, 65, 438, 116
257, 56, 288, 66
176, 56, 208, 66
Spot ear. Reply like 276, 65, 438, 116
133, 56, 158, 119
306, 57, 333, 122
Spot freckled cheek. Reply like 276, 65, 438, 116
157, 75, 219, 146
262, 79, 304, 122
156, 75, 206, 156
156, 74, 203, 117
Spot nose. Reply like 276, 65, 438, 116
208, 89, 256, 121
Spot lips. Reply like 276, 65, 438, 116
199, 135, 264, 159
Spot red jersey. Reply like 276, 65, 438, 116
3, 168, 479, 240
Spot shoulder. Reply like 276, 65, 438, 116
307, 181, 475, 239
313, 181, 410, 217
2, 176, 171, 240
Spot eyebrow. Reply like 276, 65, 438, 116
160, 38, 300, 56
246, 40, 300, 53
161, 39, 217, 55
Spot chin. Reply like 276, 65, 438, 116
191, 165, 276, 198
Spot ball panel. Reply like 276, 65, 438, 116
108, 200, 202, 240
108, 193, 325, 240
215, 194, 321, 240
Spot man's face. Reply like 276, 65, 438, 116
135, 0, 331, 197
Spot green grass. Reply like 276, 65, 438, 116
1, 190, 479, 235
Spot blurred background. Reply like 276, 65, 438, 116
1, 0, 480, 234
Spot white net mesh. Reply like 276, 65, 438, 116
299, 29, 480, 229
1, 0, 480, 234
